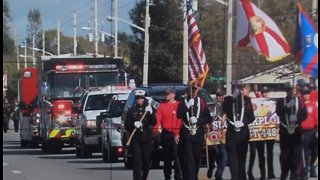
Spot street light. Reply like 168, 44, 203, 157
20, 45, 55, 56
107, 5, 150, 86
106, 16, 145, 32
82, 27, 115, 38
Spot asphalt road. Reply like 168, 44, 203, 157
3, 128, 318, 180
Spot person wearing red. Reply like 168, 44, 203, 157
301, 85, 318, 180
308, 83, 318, 177
154, 87, 182, 180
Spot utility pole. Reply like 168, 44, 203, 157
42, 31, 45, 56
114, 0, 118, 57
24, 40, 27, 68
182, 0, 188, 84
94, 0, 98, 55
15, 30, 20, 101
57, 20, 60, 55
226, 0, 233, 95
32, 35, 35, 66
73, 10, 77, 55
142, 0, 150, 86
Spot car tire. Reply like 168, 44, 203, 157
102, 143, 108, 162
124, 146, 132, 169
107, 141, 117, 163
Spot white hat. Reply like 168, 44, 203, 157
135, 90, 146, 96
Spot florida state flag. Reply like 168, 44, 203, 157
236, 0, 290, 62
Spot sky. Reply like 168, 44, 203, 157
7, 0, 137, 44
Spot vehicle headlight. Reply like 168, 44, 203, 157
86, 119, 96, 128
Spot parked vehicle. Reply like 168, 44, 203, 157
121, 83, 216, 168
75, 87, 131, 158
100, 93, 129, 162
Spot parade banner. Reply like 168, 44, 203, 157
249, 98, 280, 141
206, 98, 280, 145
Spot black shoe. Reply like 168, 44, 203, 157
310, 173, 317, 178
207, 168, 213, 178
268, 175, 276, 179
215, 174, 223, 180
260, 176, 266, 180
248, 173, 255, 180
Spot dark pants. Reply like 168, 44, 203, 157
132, 142, 152, 180
248, 141, 266, 178
279, 142, 303, 180
266, 140, 275, 177
215, 144, 228, 177
207, 146, 217, 170
302, 129, 317, 178
3, 120, 9, 132
161, 130, 182, 180
179, 139, 203, 180
226, 137, 249, 180
13, 118, 19, 132
310, 135, 318, 176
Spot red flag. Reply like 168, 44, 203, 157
236, 0, 290, 62
187, 2, 209, 87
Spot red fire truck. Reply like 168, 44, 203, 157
38, 54, 129, 152
19, 67, 42, 147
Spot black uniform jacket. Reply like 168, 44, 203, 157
177, 96, 212, 142
125, 103, 157, 144
222, 94, 255, 140
276, 96, 307, 146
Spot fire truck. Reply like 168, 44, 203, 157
19, 67, 42, 147
38, 54, 129, 152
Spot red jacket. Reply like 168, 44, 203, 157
301, 100, 318, 130
155, 101, 182, 137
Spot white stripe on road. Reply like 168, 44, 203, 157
12, 170, 22, 174
3, 162, 8, 166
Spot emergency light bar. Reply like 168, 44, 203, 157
55, 64, 117, 72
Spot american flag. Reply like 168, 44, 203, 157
187, 1, 209, 87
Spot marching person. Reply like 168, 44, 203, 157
248, 86, 276, 180
300, 85, 318, 180
3, 99, 11, 133
223, 83, 255, 180
124, 90, 157, 180
247, 86, 268, 180
308, 82, 318, 178
176, 85, 212, 180
207, 88, 228, 180
154, 87, 182, 180
276, 83, 307, 180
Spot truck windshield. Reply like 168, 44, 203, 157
47, 72, 126, 98
85, 94, 114, 111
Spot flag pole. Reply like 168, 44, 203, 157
226, 0, 233, 95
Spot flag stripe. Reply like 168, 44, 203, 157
304, 53, 318, 75
265, 27, 291, 53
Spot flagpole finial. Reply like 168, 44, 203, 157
296, 2, 303, 12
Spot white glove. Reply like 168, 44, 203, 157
190, 116, 198, 124
234, 121, 244, 128
286, 99, 295, 108
186, 98, 194, 109
134, 121, 142, 128
145, 105, 153, 114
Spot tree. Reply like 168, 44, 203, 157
128, 0, 184, 85
3, 0, 14, 55
26, 8, 43, 48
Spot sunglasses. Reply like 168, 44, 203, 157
136, 96, 145, 99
